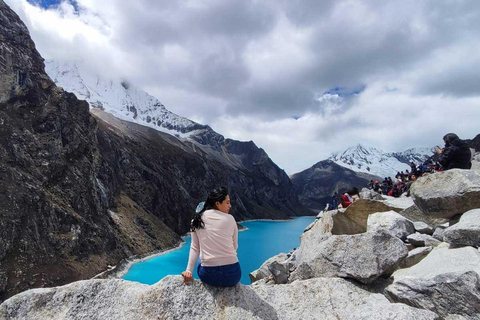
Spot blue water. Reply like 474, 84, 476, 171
122, 216, 315, 285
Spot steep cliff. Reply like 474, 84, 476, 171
0, 0, 306, 301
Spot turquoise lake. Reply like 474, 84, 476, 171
122, 216, 316, 285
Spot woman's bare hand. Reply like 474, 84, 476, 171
181, 271, 192, 284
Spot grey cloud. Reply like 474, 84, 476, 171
417, 64, 480, 97
16, 0, 480, 122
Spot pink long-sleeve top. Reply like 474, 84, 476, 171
186, 209, 238, 273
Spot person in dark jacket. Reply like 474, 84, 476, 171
437, 133, 472, 170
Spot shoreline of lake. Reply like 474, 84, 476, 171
113, 217, 308, 278
119, 216, 316, 285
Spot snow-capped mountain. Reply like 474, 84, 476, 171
45, 60, 211, 139
328, 144, 433, 178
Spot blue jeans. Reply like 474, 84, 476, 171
197, 262, 241, 287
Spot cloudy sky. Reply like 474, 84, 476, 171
5, 0, 480, 174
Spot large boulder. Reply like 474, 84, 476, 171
290, 231, 408, 284
0, 276, 439, 320
392, 246, 480, 282
410, 169, 480, 218
386, 271, 480, 319
293, 210, 334, 265
249, 253, 289, 283
367, 211, 415, 240
331, 199, 406, 235
444, 209, 480, 247
397, 205, 448, 228
379, 196, 414, 211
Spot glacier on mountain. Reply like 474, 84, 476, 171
328, 144, 433, 178
45, 60, 210, 139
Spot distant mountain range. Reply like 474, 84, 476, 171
292, 144, 433, 211
328, 144, 433, 178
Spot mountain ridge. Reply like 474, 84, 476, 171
328, 144, 432, 178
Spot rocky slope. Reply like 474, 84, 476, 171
4, 168, 480, 319
0, 0, 307, 302
290, 160, 380, 210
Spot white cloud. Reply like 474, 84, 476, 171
4, 0, 480, 174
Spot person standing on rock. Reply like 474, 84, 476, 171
436, 133, 472, 170
181, 187, 241, 287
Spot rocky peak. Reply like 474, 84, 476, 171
0, 0, 53, 102
328, 144, 431, 178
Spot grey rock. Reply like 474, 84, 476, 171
400, 246, 433, 268
0, 276, 438, 320
432, 227, 445, 241
398, 205, 449, 228
330, 199, 405, 235
267, 261, 289, 284
367, 210, 415, 240
249, 253, 288, 283
472, 152, 480, 171
444, 209, 480, 247
379, 196, 414, 211
359, 188, 383, 200
290, 231, 408, 284
392, 246, 480, 282
407, 233, 442, 247
410, 169, 480, 218
413, 221, 434, 235
386, 271, 480, 319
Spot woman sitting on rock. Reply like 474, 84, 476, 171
181, 187, 241, 287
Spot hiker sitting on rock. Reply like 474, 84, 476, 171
436, 133, 472, 170
182, 187, 241, 287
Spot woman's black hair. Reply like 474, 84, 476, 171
191, 187, 229, 231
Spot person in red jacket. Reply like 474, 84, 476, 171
341, 193, 353, 208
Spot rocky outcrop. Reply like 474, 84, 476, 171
399, 246, 432, 269
386, 271, 480, 319
290, 230, 407, 284
406, 233, 441, 247
410, 169, 480, 218
391, 246, 480, 282
472, 152, 480, 171
0, 276, 439, 320
290, 160, 379, 211
0, 1, 307, 301
443, 209, 480, 247
359, 188, 383, 200
367, 211, 415, 240
249, 253, 290, 284
413, 221, 434, 235
397, 205, 448, 228
331, 199, 406, 235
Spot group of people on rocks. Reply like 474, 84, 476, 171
329, 133, 474, 210
367, 173, 416, 198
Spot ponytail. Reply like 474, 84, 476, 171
190, 187, 229, 231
